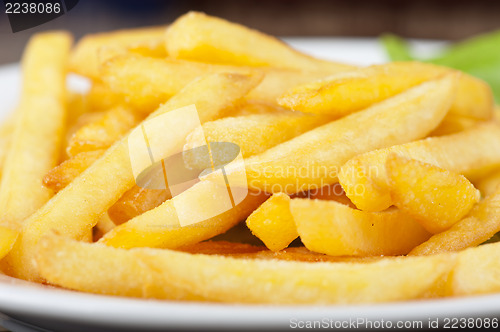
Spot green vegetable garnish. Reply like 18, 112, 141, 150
380, 31, 500, 102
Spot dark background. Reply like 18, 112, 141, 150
1, 0, 500, 64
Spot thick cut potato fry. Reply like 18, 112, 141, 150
166, 12, 354, 73
38, 234, 453, 304
291, 199, 430, 256
102, 55, 331, 110
86, 83, 125, 111
100, 181, 267, 249
43, 150, 104, 192
107, 185, 171, 225
295, 183, 356, 208
430, 115, 480, 136
2, 73, 261, 281
218, 75, 456, 194
93, 213, 116, 241
339, 123, 500, 212
0, 32, 71, 261
387, 154, 480, 234
67, 106, 141, 157
37, 234, 204, 300
177, 240, 265, 256
70, 26, 167, 79
184, 112, 330, 164
246, 193, 298, 252
0, 116, 14, 179
475, 169, 500, 197
279, 62, 493, 120
409, 187, 500, 255
450, 242, 500, 297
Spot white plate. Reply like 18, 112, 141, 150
1, 38, 498, 331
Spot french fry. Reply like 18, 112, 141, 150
43, 150, 104, 192
278, 62, 493, 120
0, 32, 71, 261
339, 122, 500, 212
101, 55, 331, 110
107, 185, 171, 224
291, 199, 430, 256
246, 193, 298, 252
0, 116, 14, 179
450, 242, 500, 297
70, 26, 167, 79
409, 187, 500, 256
386, 154, 480, 234
295, 183, 356, 208
429, 115, 480, 136
184, 112, 330, 163
2, 72, 261, 281
38, 233, 453, 304
67, 105, 141, 157
93, 212, 116, 241
166, 12, 355, 73
177, 240, 264, 256
220, 75, 456, 194
475, 169, 500, 197
86, 82, 125, 111
101, 181, 267, 249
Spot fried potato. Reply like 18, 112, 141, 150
295, 183, 356, 208
107, 185, 171, 225
278, 62, 493, 120
86, 82, 125, 111
409, 186, 500, 255
93, 213, 116, 241
221, 75, 456, 194
386, 154, 480, 234
429, 115, 480, 136
0, 32, 71, 260
37, 233, 204, 300
291, 199, 430, 256
43, 150, 104, 192
67, 105, 141, 157
184, 112, 330, 164
2, 72, 260, 281
101, 181, 267, 249
450, 242, 500, 296
0, 116, 14, 179
38, 233, 453, 304
166, 12, 354, 73
102, 55, 331, 110
475, 170, 500, 197
70, 26, 167, 79
246, 193, 298, 252
339, 122, 500, 212
177, 240, 265, 256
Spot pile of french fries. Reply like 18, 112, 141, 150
1, 12, 500, 305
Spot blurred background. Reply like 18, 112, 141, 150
1, 0, 500, 64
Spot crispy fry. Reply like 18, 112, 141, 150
409, 187, 500, 255
246, 193, 298, 252
67, 105, 141, 157
93, 212, 116, 241
0, 116, 14, 179
107, 185, 171, 225
38, 233, 453, 304
2, 72, 261, 281
70, 26, 167, 79
340, 122, 500, 212
295, 183, 356, 208
102, 55, 331, 110
43, 150, 104, 192
166, 12, 354, 73
86, 82, 125, 111
475, 169, 500, 197
100, 181, 267, 249
184, 112, 330, 164
278, 62, 493, 120
386, 154, 480, 234
291, 199, 430, 256
430, 115, 480, 136
220, 75, 456, 194
0, 32, 71, 260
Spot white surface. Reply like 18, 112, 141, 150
0, 38, 498, 330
